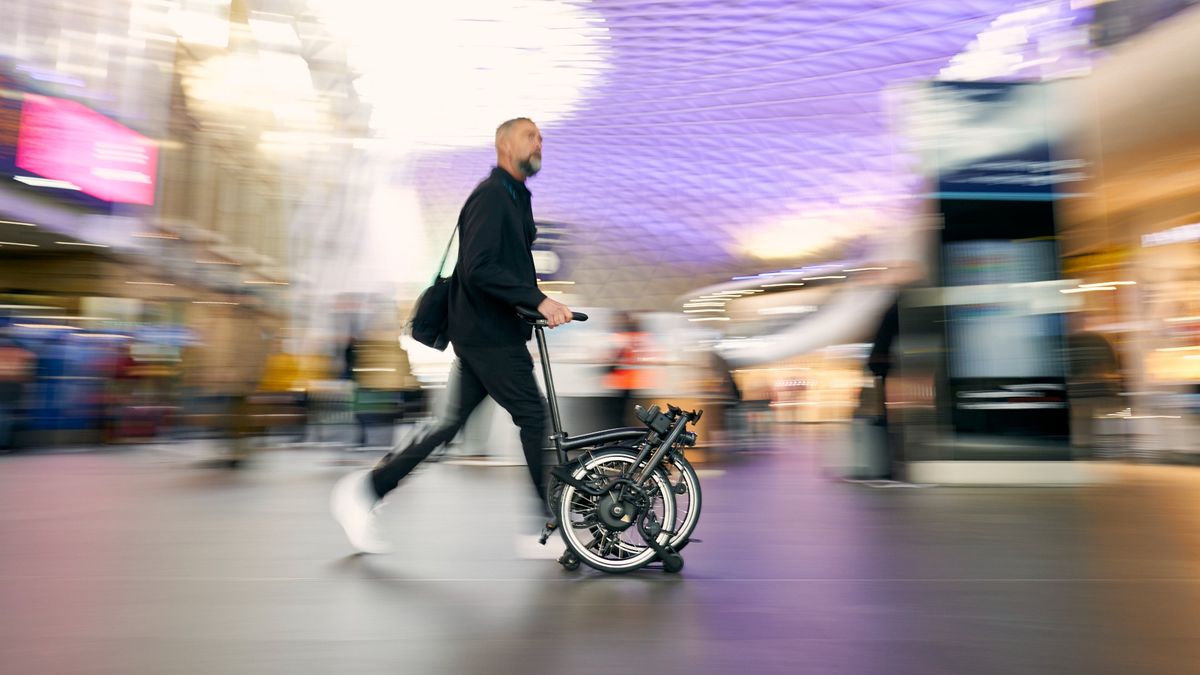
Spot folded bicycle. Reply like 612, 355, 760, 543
519, 307, 703, 574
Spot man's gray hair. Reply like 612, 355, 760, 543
495, 117, 534, 146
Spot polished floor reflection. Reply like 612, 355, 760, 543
3, 428, 1200, 674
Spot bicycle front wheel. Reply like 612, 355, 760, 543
662, 454, 702, 551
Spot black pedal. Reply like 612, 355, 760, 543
538, 521, 557, 545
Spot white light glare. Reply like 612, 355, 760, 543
1060, 286, 1116, 294
168, 4, 231, 48
1079, 281, 1135, 288
15, 176, 81, 190
249, 14, 301, 50
308, 0, 612, 146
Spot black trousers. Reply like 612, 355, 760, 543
370, 343, 548, 511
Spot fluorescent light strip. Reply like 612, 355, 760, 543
801, 276, 847, 281
56, 241, 109, 248
763, 283, 805, 288
13, 315, 105, 321
844, 267, 888, 272
1060, 287, 1116, 294
684, 309, 724, 314
688, 317, 730, 322
1156, 346, 1200, 352
0, 220, 37, 227
13, 323, 80, 330
0, 241, 37, 247
1079, 281, 1135, 288
75, 333, 133, 339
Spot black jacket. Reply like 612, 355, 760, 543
447, 167, 547, 347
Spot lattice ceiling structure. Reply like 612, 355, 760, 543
343, 0, 1091, 310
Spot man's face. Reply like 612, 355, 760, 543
505, 120, 543, 177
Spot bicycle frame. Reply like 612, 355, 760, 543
532, 321, 645, 462
532, 321, 692, 488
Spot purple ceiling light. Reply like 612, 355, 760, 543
403, 0, 1088, 304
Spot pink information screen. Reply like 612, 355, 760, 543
15, 94, 158, 205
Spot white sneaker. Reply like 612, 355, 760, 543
330, 470, 392, 554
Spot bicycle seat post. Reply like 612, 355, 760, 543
532, 323, 566, 450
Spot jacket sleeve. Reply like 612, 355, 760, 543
459, 187, 547, 310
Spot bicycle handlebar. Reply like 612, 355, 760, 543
516, 306, 589, 325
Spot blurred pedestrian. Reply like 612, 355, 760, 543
603, 311, 649, 427
0, 333, 35, 450
1066, 330, 1123, 456
331, 118, 574, 554
860, 299, 900, 480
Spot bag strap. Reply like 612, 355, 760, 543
433, 224, 459, 283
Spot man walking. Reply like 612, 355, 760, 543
331, 118, 574, 553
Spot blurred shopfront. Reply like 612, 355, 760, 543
1058, 6, 1200, 458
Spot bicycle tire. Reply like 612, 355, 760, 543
557, 447, 675, 574
663, 453, 702, 551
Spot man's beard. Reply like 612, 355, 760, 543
518, 154, 541, 178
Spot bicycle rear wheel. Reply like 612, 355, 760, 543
557, 447, 675, 574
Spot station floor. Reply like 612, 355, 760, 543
3, 427, 1200, 674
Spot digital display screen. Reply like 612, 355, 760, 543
944, 240, 1064, 379
15, 94, 158, 205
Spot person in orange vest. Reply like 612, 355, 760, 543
603, 312, 653, 427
